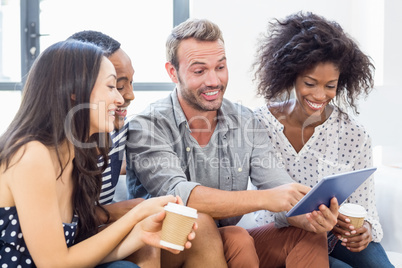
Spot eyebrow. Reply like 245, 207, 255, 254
190, 56, 227, 67
305, 75, 338, 83
117, 76, 129, 82
218, 56, 227, 62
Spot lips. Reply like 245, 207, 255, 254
202, 90, 220, 101
305, 99, 326, 111
115, 106, 128, 118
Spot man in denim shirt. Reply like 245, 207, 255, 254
126, 18, 338, 267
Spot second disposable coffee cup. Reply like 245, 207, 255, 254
339, 203, 367, 237
160, 202, 198, 251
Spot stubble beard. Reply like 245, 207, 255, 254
177, 75, 224, 112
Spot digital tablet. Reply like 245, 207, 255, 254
286, 167, 377, 217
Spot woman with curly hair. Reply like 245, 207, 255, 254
253, 11, 393, 267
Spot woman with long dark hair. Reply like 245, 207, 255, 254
0, 40, 194, 267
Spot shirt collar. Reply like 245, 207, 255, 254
171, 88, 190, 130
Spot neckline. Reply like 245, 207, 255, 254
264, 106, 338, 156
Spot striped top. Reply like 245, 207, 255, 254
99, 121, 129, 205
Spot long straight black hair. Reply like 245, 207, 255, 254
0, 40, 109, 241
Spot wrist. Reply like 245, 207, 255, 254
125, 204, 145, 225
364, 220, 373, 237
260, 189, 274, 210
132, 220, 147, 246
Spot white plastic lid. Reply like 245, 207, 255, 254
160, 240, 185, 251
339, 203, 367, 218
164, 202, 198, 218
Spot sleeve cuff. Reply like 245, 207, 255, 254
171, 181, 201, 205
365, 218, 382, 242
274, 212, 290, 228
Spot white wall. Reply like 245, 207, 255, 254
0, 91, 21, 134
357, 1, 402, 155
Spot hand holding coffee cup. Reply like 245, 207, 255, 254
160, 202, 198, 251
338, 203, 367, 237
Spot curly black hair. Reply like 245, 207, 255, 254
253, 11, 374, 114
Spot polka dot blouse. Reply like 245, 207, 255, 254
253, 105, 383, 243
0, 206, 78, 267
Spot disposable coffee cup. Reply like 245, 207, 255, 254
339, 203, 367, 237
160, 202, 198, 251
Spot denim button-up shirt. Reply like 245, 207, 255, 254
126, 89, 293, 226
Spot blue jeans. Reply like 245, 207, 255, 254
96, 260, 140, 268
329, 241, 395, 268
329, 255, 353, 268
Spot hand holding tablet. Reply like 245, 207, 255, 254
286, 167, 377, 217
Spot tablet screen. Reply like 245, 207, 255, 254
286, 167, 377, 217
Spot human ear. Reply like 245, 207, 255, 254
71, 94, 76, 101
165, 62, 179, 83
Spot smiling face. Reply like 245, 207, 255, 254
294, 62, 339, 117
108, 48, 135, 130
166, 38, 228, 113
89, 57, 124, 135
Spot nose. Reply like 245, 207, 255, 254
123, 83, 135, 102
115, 89, 124, 105
313, 86, 326, 101
205, 70, 220, 87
